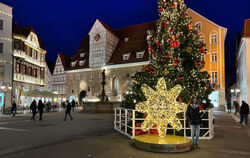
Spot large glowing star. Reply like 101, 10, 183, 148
135, 78, 187, 137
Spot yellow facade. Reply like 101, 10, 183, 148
187, 9, 227, 110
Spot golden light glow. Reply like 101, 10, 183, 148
135, 77, 187, 137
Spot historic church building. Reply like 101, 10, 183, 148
65, 8, 227, 110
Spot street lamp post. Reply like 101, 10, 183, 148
1, 82, 12, 114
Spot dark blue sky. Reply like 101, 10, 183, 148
1, 0, 250, 81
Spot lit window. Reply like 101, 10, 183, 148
90, 73, 94, 80
136, 52, 144, 58
212, 72, 218, 83
123, 54, 130, 60
211, 53, 218, 62
195, 22, 202, 30
210, 34, 217, 44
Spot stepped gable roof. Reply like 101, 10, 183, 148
13, 23, 45, 50
45, 59, 55, 74
58, 53, 71, 70
243, 19, 250, 38
108, 21, 156, 64
67, 36, 90, 70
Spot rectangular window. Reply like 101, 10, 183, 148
90, 73, 94, 80
0, 20, 3, 30
211, 53, 218, 62
123, 54, 129, 60
212, 72, 218, 83
69, 75, 73, 81
41, 54, 44, 62
0, 43, 3, 54
136, 52, 144, 58
195, 22, 202, 30
210, 34, 217, 44
0, 65, 4, 81
14, 39, 21, 49
40, 68, 44, 79
199, 36, 205, 43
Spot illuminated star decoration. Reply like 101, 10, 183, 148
136, 77, 187, 137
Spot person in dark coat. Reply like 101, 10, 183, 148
30, 100, 37, 121
227, 101, 231, 113
71, 99, 75, 112
186, 97, 201, 149
239, 101, 249, 125
38, 100, 45, 121
64, 100, 73, 121
11, 101, 17, 117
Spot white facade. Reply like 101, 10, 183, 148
88, 20, 119, 68
0, 2, 12, 110
52, 54, 66, 95
237, 37, 250, 104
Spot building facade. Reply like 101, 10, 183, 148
66, 9, 227, 110
12, 23, 46, 107
0, 2, 12, 111
187, 9, 227, 110
236, 19, 250, 105
52, 53, 69, 103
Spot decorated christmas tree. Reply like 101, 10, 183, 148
124, 0, 213, 109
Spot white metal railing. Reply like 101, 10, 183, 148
114, 107, 214, 140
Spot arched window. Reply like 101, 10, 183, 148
113, 77, 118, 95
195, 22, 202, 30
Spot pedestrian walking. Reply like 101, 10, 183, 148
30, 100, 37, 121
239, 101, 249, 125
11, 101, 17, 117
227, 101, 231, 113
235, 101, 240, 115
38, 100, 45, 121
64, 100, 73, 121
186, 97, 201, 149
71, 99, 75, 112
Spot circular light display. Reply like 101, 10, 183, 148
94, 34, 101, 41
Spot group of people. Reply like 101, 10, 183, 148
29, 99, 74, 121
226, 101, 240, 114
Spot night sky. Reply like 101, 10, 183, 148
1, 0, 250, 82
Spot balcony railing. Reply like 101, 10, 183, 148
14, 73, 45, 86
13, 49, 45, 67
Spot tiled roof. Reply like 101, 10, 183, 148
67, 36, 89, 70
13, 23, 45, 50
243, 19, 250, 38
68, 21, 156, 70
58, 53, 71, 70
109, 21, 156, 64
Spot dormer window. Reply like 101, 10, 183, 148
71, 61, 77, 67
123, 54, 130, 60
124, 37, 129, 42
136, 52, 144, 59
80, 53, 85, 58
79, 60, 85, 66
195, 22, 202, 30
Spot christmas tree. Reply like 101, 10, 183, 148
124, 0, 213, 109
